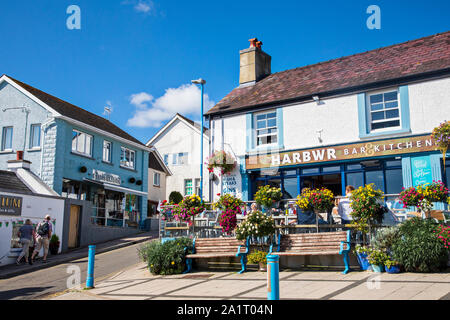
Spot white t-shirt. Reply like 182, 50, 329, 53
338, 195, 353, 221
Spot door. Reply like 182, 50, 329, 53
68, 205, 81, 249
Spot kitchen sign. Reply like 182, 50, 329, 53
92, 169, 121, 186
0, 195, 23, 216
246, 134, 437, 169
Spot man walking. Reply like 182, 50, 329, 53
16, 219, 36, 265
31, 215, 52, 263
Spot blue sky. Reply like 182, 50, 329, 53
1, 0, 449, 143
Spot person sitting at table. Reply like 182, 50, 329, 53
338, 185, 355, 225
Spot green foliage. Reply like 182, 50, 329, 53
235, 211, 275, 241
368, 249, 389, 266
247, 250, 268, 264
349, 184, 386, 233
391, 218, 449, 273
50, 234, 59, 244
254, 185, 282, 208
138, 238, 193, 275
169, 191, 183, 204
384, 259, 400, 269
372, 227, 401, 252
354, 244, 373, 255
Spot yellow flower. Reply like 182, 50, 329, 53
171, 261, 175, 265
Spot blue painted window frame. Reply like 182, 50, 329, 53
246, 108, 284, 153
358, 86, 411, 138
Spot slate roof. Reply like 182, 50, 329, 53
0, 170, 33, 194
4, 75, 147, 147
206, 31, 450, 116
149, 151, 166, 173
176, 113, 208, 133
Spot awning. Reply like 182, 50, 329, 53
103, 183, 148, 197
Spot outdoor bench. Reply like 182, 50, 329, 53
184, 237, 250, 274
269, 230, 352, 274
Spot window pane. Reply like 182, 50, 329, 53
322, 166, 340, 173
85, 135, 92, 155
385, 101, 398, 109
30, 124, 40, 148
283, 178, 298, 199
256, 114, 266, 120
164, 154, 169, 165
346, 164, 362, 170
283, 170, 297, 176
267, 119, 276, 127
77, 133, 85, 153
365, 170, 384, 192
385, 160, 401, 167
346, 172, 364, 189
3, 127, 13, 150
385, 169, 403, 194
257, 120, 266, 129
372, 120, 400, 130
72, 131, 78, 151
370, 94, 383, 104
267, 112, 277, 119
385, 109, 399, 119
371, 103, 384, 111
302, 168, 320, 174
384, 91, 397, 101
372, 111, 385, 121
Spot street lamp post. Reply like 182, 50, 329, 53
191, 78, 206, 200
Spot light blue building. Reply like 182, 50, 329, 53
0, 75, 150, 232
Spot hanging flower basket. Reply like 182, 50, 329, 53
432, 121, 450, 169
206, 150, 236, 175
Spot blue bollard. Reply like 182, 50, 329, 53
86, 245, 96, 289
267, 254, 280, 300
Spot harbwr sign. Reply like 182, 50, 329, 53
246, 134, 437, 169
0, 195, 23, 216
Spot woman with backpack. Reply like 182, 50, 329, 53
31, 215, 52, 263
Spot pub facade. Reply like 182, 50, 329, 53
205, 33, 450, 209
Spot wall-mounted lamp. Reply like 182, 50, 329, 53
316, 129, 323, 143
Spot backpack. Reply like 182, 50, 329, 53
37, 221, 49, 236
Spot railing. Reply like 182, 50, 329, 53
90, 207, 140, 228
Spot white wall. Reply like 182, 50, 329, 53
152, 118, 210, 201
0, 192, 65, 266
148, 168, 167, 203
210, 76, 450, 201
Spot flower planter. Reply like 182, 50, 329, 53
356, 253, 371, 271
385, 265, 400, 274
258, 262, 267, 272
371, 264, 384, 273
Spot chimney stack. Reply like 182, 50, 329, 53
239, 38, 271, 86
7, 151, 31, 171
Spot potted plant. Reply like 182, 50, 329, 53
172, 194, 205, 223
214, 194, 243, 235
354, 245, 373, 271
368, 249, 388, 273
254, 185, 282, 212
247, 250, 268, 271
49, 234, 60, 255
384, 259, 401, 274
235, 210, 276, 246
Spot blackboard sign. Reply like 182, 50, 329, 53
0, 195, 23, 216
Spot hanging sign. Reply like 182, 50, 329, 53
246, 134, 437, 170
0, 195, 23, 216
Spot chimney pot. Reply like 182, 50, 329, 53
249, 38, 258, 48
17, 151, 24, 161
240, 38, 271, 86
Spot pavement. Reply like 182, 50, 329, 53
50, 262, 450, 300
0, 230, 158, 280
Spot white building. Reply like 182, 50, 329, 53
146, 113, 211, 201
0, 156, 65, 266
205, 32, 450, 206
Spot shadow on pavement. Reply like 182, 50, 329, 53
0, 286, 53, 300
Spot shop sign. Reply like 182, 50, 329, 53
0, 195, 23, 216
411, 156, 433, 186
92, 169, 121, 186
222, 167, 242, 198
246, 134, 437, 169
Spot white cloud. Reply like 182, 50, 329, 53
122, 0, 154, 15
127, 83, 215, 128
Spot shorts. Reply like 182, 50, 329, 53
34, 236, 49, 255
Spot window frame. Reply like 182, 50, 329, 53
153, 172, 161, 187
29, 124, 41, 149
184, 179, 193, 196
254, 110, 278, 147
366, 88, 402, 133
71, 129, 93, 157
120, 147, 136, 169
1, 126, 13, 151
103, 140, 112, 163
